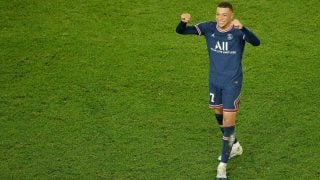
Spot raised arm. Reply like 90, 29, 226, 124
241, 27, 260, 46
176, 13, 199, 35
232, 19, 260, 46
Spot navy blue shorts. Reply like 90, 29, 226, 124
208, 83, 242, 112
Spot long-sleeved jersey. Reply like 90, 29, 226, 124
176, 21, 260, 86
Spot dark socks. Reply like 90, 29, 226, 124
215, 114, 238, 144
221, 126, 235, 163
215, 114, 224, 134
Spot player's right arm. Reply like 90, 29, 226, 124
176, 13, 199, 35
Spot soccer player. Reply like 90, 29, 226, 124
176, 2, 260, 179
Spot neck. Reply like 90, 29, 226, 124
217, 23, 233, 32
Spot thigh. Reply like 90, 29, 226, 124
222, 85, 242, 112
209, 83, 222, 109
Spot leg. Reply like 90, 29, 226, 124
222, 111, 236, 127
220, 85, 241, 163
214, 107, 238, 144
214, 107, 224, 133
220, 111, 237, 163
217, 111, 236, 179
216, 85, 242, 179
208, 83, 225, 134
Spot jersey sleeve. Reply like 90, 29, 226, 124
176, 21, 198, 35
176, 21, 210, 36
241, 27, 260, 46
194, 22, 211, 36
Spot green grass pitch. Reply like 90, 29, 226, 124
1, 0, 320, 179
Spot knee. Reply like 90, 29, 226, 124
222, 112, 237, 126
214, 107, 223, 115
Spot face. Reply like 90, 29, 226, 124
215, 7, 233, 29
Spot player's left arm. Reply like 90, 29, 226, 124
232, 19, 260, 46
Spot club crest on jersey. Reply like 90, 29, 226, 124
227, 34, 233, 40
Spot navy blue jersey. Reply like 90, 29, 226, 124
176, 21, 260, 86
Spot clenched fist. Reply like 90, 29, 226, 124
232, 19, 243, 29
181, 13, 191, 23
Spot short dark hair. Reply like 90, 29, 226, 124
217, 2, 233, 12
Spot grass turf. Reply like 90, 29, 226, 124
1, 0, 320, 179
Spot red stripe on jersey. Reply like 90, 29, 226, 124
223, 94, 241, 112
223, 109, 238, 112
234, 95, 241, 110
209, 104, 223, 109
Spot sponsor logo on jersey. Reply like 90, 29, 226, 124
210, 41, 236, 55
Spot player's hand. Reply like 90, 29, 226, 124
181, 13, 191, 23
232, 19, 243, 29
